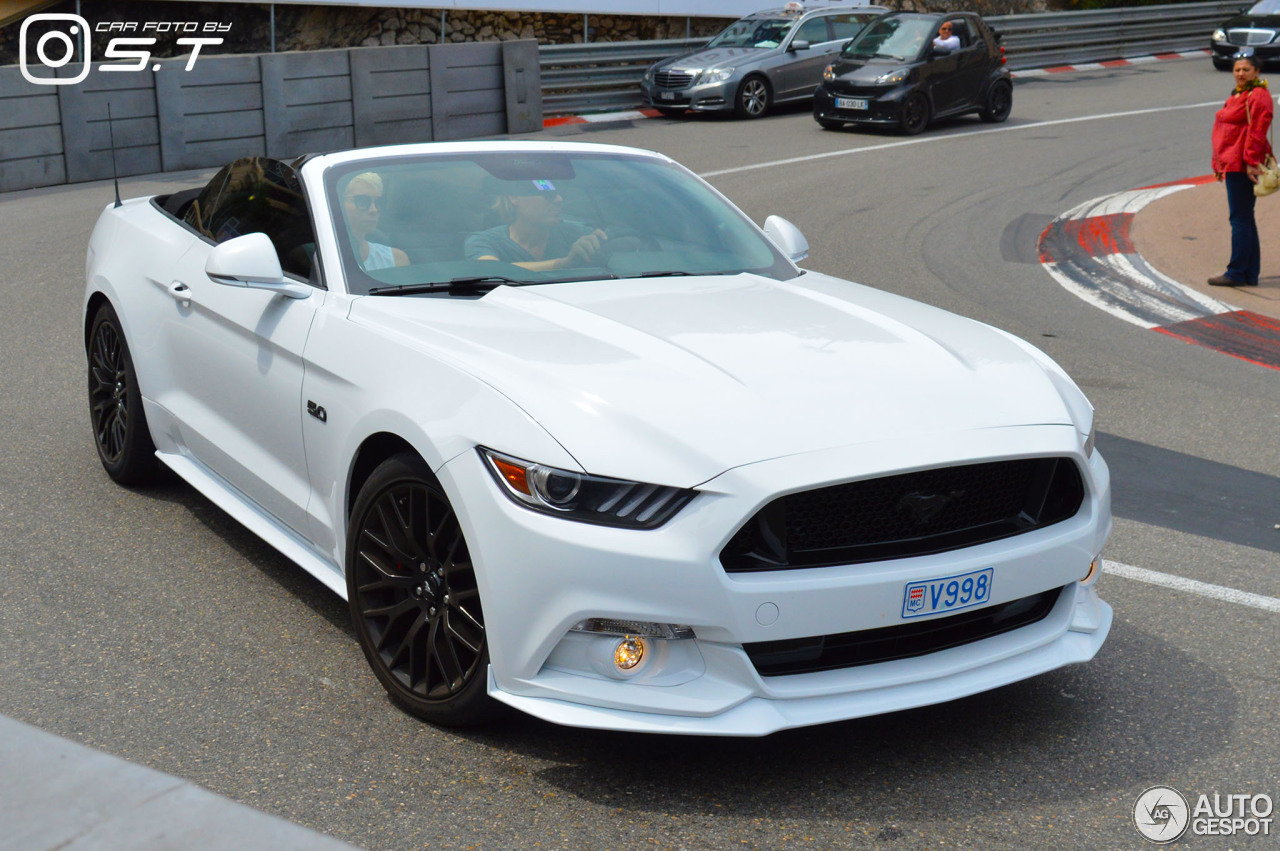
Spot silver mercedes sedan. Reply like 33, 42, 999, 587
641, 4, 887, 118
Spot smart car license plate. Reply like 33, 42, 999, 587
902, 568, 993, 619
836, 97, 868, 111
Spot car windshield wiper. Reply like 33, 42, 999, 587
622, 270, 694, 278
367, 273, 616, 296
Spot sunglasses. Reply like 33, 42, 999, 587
348, 194, 380, 211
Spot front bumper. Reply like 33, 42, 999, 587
1212, 41, 1280, 64
641, 77, 735, 112
438, 424, 1112, 736
813, 82, 907, 125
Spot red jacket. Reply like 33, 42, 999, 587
1212, 86, 1274, 174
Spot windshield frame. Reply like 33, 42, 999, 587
321, 150, 799, 297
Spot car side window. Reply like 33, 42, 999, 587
189, 157, 319, 283
793, 17, 830, 45
948, 19, 972, 48
829, 14, 871, 42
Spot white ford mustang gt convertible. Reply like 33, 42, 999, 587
84, 141, 1112, 736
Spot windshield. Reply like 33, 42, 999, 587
707, 16, 796, 49
842, 16, 935, 61
327, 152, 796, 295
1248, 0, 1280, 14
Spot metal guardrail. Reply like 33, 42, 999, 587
540, 1, 1249, 115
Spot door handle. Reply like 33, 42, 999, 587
168, 281, 192, 307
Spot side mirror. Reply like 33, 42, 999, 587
206, 233, 311, 299
788, 39, 810, 52
763, 215, 809, 263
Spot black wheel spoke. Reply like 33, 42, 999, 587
352, 474, 485, 705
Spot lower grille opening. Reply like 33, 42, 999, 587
743, 586, 1066, 677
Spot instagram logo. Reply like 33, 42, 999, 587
20, 13, 91, 85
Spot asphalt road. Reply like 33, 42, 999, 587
1, 57, 1278, 850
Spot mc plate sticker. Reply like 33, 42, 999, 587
902, 568, 993, 619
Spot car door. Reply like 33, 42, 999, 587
774, 16, 837, 100
944, 18, 990, 111
159, 157, 323, 537
923, 20, 966, 114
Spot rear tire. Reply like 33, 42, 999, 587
899, 92, 931, 135
735, 76, 772, 119
979, 80, 1013, 123
87, 302, 159, 485
347, 453, 499, 727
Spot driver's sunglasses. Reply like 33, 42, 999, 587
349, 194, 379, 211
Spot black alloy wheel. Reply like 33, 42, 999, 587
735, 76, 772, 119
87, 302, 158, 484
979, 80, 1013, 123
347, 453, 497, 726
899, 92, 931, 135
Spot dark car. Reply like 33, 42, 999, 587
1211, 0, 1280, 70
812, 12, 1011, 135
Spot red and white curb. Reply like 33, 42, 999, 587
542, 49, 1213, 128
1014, 49, 1210, 78
1038, 177, 1280, 371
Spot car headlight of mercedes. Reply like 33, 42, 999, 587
876, 68, 911, 85
1212, 28, 1227, 42
698, 67, 735, 85
644, 64, 656, 82
479, 448, 696, 529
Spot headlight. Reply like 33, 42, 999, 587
644, 64, 656, 82
1083, 420, 1096, 458
698, 67, 734, 85
1212, 28, 1226, 42
876, 68, 910, 85
479, 448, 696, 529
823, 64, 835, 81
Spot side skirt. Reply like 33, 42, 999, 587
156, 450, 348, 600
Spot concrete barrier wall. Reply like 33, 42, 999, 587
0, 39, 541, 193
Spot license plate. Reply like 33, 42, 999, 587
836, 97, 868, 110
659, 91, 677, 101
902, 568, 993, 619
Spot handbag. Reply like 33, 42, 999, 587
1245, 95, 1280, 196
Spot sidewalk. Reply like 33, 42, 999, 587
0, 714, 362, 851
1131, 178, 1280, 322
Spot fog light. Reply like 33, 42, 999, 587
614, 637, 645, 670
1080, 556, 1101, 585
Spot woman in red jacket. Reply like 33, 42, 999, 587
1210, 51, 1273, 286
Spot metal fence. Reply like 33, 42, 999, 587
540, 0, 1249, 115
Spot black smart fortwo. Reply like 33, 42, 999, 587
813, 12, 1011, 135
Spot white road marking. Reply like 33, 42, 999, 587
1103, 559, 1280, 613
699, 101, 1224, 178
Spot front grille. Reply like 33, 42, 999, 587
828, 82, 880, 97
654, 70, 695, 89
721, 457, 1085, 572
744, 586, 1065, 676
1228, 28, 1277, 46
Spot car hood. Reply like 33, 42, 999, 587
831, 57, 904, 80
350, 272, 1079, 487
662, 46, 767, 71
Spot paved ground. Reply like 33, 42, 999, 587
1134, 178, 1280, 320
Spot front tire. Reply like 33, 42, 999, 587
87, 302, 159, 485
979, 80, 1013, 123
735, 76, 772, 119
347, 453, 497, 727
899, 92, 931, 135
